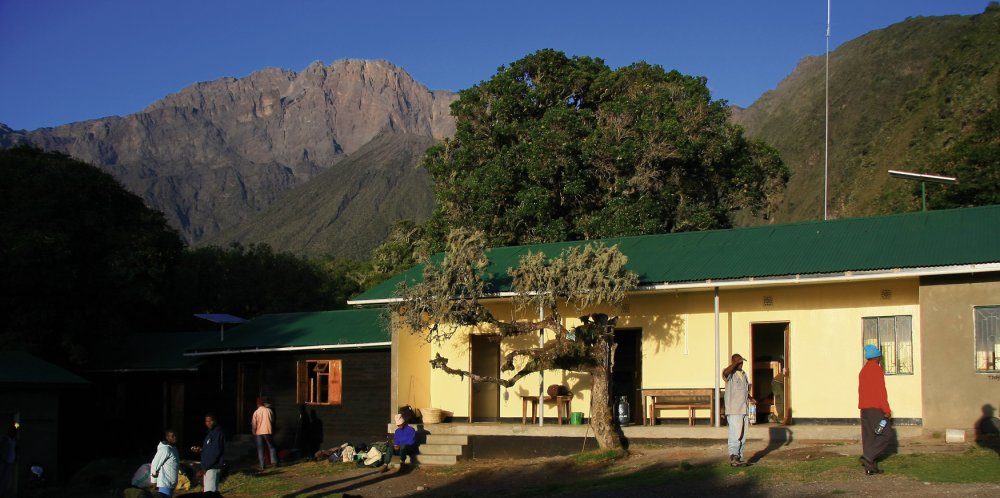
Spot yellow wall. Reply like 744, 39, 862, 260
404, 278, 923, 421
396, 323, 432, 413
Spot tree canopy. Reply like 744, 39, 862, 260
0, 147, 185, 364
422, 49, 788, 249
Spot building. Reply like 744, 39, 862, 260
185, 308, 391, 452
349, 205, 1000, 434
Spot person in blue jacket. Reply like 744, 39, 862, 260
392, 413, 416, 467
191, 413, 225, 492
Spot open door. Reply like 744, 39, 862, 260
612, 329, 643, 424
470, 335, 500, 422
750, 322, 791, 425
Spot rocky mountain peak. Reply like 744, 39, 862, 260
2, 60, 457, 246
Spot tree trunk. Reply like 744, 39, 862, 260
589, 340, 625, 450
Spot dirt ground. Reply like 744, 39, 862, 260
218, 436, 1000, 497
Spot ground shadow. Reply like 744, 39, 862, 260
974, 404, 1000, 457
280, 464, 414, 498
412, 456, 768, 497
748, 426, 792, 464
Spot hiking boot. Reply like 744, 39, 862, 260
859, 457, 881, 475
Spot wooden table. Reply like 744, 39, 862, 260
520, 395, 572, 424
640, 388, 715, 426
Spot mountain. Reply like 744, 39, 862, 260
0, 60, 455, 249
735, 4, 1000, 223
201, 132, 437, 258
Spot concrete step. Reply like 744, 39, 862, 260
425, 434, 468, 445
413, 453, 457, 465
419, 444, 464, 456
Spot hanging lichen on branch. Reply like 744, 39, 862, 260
388, 228, 638, 449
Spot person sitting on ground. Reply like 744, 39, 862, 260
150, 429, 180, 497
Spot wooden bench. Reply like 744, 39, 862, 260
641, 388, 715, 426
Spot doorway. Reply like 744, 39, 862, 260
750, 322, 791, 424
470, 335, 500, 422
612, 329, 643, 424
237, 362, 261, 434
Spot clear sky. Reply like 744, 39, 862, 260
0, 0, 990, 131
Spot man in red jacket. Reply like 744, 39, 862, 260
858, 344, 894, 475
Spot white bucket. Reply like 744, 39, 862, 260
944, 428, 966, 443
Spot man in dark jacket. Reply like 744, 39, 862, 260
191, 413, 225, 492
859, 344, 893, 475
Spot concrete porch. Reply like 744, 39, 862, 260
416, 421, 923, 442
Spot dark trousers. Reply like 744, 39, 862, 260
382, 444, 412, 465
860, 408, 894, 464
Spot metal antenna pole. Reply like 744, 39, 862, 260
824, 0, 831, 220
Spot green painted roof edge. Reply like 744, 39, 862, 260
351, 204, 1000, 302
186, 307, 390, 355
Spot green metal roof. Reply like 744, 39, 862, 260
0, 351, 90, 386
186, 308, 389, 355
352, 205, 1000, 303
87, 332, 209, 372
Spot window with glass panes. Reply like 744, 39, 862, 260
975, 306, 999, 373
862, 315, 913, 375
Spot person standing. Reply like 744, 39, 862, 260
191, 413, 225, 492
859, 344, 893, 475
150, 429, 179, 497
251, 397, 278, 470
0, 424, 16, 498
722, 353, 754, 466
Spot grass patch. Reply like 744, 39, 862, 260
210, 460, 357, 497
570, 448, 626, 464
881, 447, 1000, 483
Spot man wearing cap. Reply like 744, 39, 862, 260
722, 353, 754, 466
859, 344, 893, 475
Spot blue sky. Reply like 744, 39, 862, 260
0, 0, 990, 131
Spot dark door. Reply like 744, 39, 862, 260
612, 329, 642, 423
237, 362, 261, 434
470, 335, 501, 422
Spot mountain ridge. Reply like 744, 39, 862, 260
0, 59, 456, 247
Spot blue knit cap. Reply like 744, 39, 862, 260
864, 344, 881, 359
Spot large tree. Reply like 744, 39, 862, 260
422, 49, 787, 249
390, 229, 638, 449
0, 147, 185, 364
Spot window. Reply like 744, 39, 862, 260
862, 315, 913, 375
975, 306, 1000, 372
297, 360, 342, 405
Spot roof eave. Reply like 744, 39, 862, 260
347, 262, 1000, 305
185, 341, 392, 356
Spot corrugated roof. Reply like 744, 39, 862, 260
0, 351, 89, 386
186, 308, 389, 355
87, 332, 210, 372
352, 205, 1000, 302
